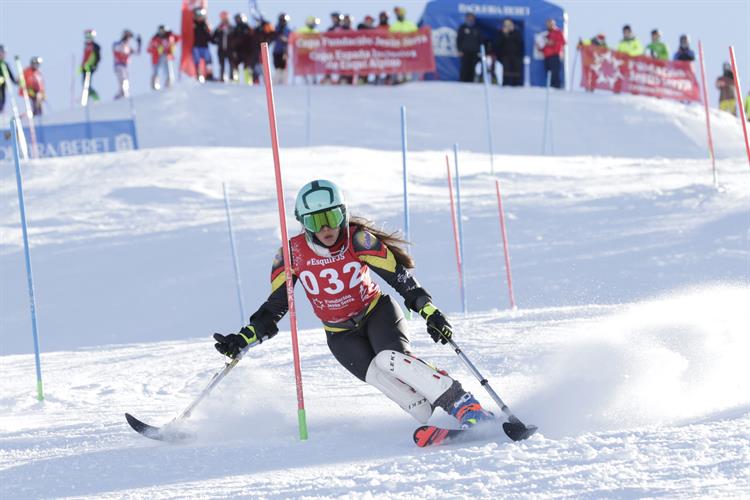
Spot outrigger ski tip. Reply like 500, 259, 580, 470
125, 413, 193, 443
414, 418, 538, 447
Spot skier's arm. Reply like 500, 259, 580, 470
214, 247, 295, 358
353, 229, 453, 344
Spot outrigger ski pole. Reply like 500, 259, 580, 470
446, 337, 538, 441
125, 340, 261, 442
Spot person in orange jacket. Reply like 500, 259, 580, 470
21, 56, 45, 116
147, 25, 179, 90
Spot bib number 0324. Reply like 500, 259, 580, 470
299, 262, 363, 295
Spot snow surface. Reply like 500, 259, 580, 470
2, 82, 749, 498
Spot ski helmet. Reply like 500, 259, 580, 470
194, 7, 207, 19
305, 16, 320, 27
294, 180, 348, 235
84, 29, 97, 40
278, 13, 290, 23
30, 56, 42, 67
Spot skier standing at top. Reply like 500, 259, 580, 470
212, 180, 495, 439
113, 29, 141, 99
192, 7, 214, 81
147, 25, 179, 90
81, 29, 101, 101
21, 57, 45, 115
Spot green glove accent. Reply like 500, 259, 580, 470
419, 303, 438, 320
239, 325, 258, 345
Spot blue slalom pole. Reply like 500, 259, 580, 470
128, 95, 140, 150
479, 44, 495, 175
222, 183, 247, 327
453, 143, 467, 314
10, 118, 44, 401
542, 71, 552, 155
400, 105, 410, 243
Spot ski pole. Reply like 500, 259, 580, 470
175, 339, 260, 421
446, 336, 537, 440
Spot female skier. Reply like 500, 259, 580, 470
213, 179, 493, 431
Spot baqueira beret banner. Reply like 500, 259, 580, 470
290, 27, 436, 76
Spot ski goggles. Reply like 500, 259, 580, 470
301, 206, 345, 233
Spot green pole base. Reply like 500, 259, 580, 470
36, 380, 44, 401
298, 408, 308, 440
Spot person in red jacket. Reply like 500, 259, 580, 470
539, 18, 565, 88
147, 25, 179, 90
22, 57, 45, 116
113, 29, 142, 99
212, 180, 495, 440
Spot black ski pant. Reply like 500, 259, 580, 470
460, 52, 479, 82
326, 294, 410, 382
544, 54, 562, 88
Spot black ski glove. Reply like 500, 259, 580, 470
213, 325, 258, 358
419, 303, 453, 344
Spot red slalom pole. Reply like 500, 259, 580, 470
494, 179, 517, 310
729, 46, 750, 167
260, 42, 308, 440
445, 155, 466, 312
698, 41, 718, 186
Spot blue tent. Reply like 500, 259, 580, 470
419, 0, 567, 86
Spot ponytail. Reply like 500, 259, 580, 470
350, 215, 415, 269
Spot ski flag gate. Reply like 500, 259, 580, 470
289, 28, 436, 76
1, 119, 138, 162
580, 45, 700, 102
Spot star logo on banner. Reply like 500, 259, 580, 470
590, 50, 624, 89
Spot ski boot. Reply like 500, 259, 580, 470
450, 392, 494, 429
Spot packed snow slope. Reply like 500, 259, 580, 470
39, 81, 746, 158
1, 82, 749, 498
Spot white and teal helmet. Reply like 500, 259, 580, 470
294, 180, 348, 235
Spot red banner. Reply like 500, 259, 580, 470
289, 27, 436, 76
580, 45, 700, 102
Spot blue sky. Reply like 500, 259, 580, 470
1, 0, 748, 113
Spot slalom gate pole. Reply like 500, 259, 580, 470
10, 118, 44, 401
479, 44, 496, 175
1, 62, 28, 159
128, 95, 140, 150
446, 155, 467, 314
495, 179, 517, 310
542, 71, 552, 155
14, 56, 38, 159
698, 41, 718, 186
400, 105, 410, 243
568, 45, 579, 92
260, 42, 308, 441
729, 46, 750, 167
452, 144, 468, 313
401, 106, 413, 319
222, 182, 248, 327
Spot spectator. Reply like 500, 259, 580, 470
147, 25, 178, 90
342, 15, 353, 31
577, 33, 607, 50
273, 13, 291, 84
646, 29, 668, 60
357, 15, 376, 30
616, 24, 643, 57
230, 13, 253, 83
377, 11, 390, 30
456, 13, 482, 83
716, 62, 736, 115
213, 11, 233, 82
0, 45, 18, 115
21, 57, 44, 115
81, 29, 101, 101
493, 18, 524, 86
673, 34, 695, 62
297, 16, 320, 34
192, 8, 214, 81
389, 6, 417, 33
113, 29, 141, 99
538, 18, 565, 88
251, 19, 275, 83
328, 12, 343, 32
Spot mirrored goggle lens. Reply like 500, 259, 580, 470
303, 207, 344, 232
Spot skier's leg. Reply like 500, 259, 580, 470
365, 360, 432, 423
